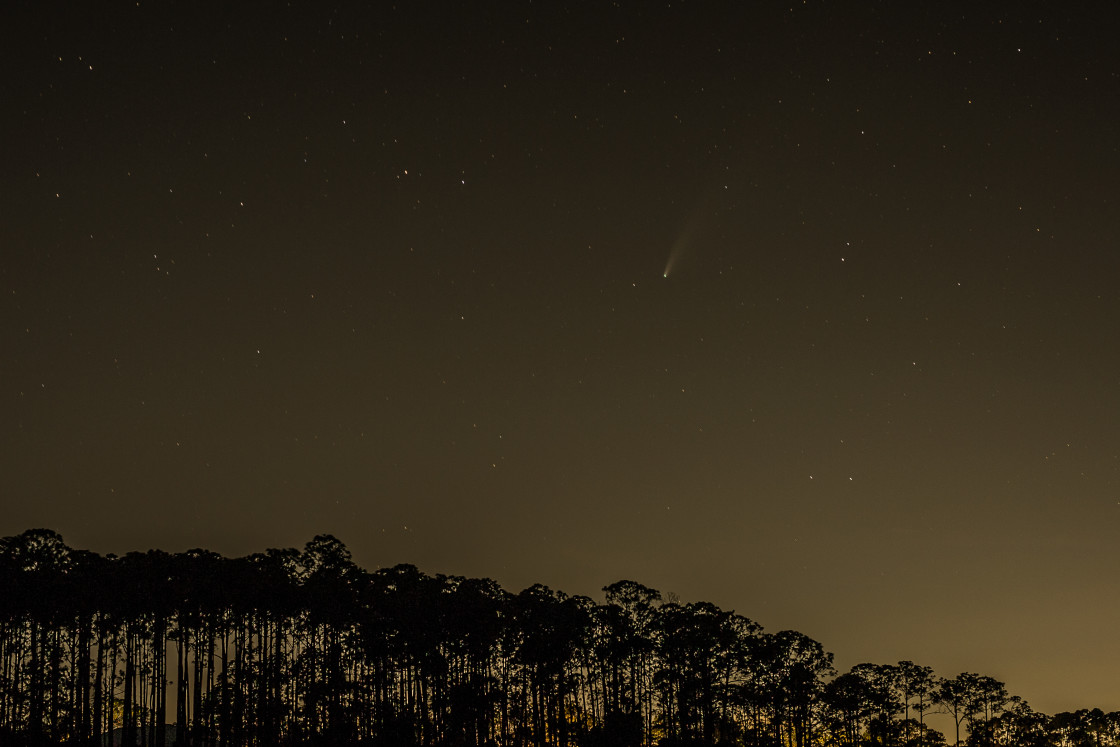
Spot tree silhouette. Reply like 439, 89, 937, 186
0, 528, 1115, 747
895, 660, 938, 747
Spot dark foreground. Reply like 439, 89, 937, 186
3, 529, 1116, 747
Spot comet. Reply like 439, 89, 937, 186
664, 188, 720, 278
662, 234, 686, 278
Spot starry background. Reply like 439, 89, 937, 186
3, 0, 1119, 714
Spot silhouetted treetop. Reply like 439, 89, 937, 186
0, 528, 1113, 747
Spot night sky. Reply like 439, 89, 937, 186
4, 0, 1118, 715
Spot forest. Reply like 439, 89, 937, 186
0, 528, 1115, 747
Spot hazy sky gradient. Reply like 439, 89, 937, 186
3, 0, 1118, 715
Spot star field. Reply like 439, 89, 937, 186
3, 0, 1119, 714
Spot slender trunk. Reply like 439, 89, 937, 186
122, 628, 135, 747
155, 616, 167, 747
76, 615, 92, 743
175, 622, 187, 747
220, 625, 230, 747
28, 623, 43, 743
233, 620, 244, 746
49, 626, 62, 741
108, 627, 121, 742
273, 614, 285, 744
192, 624, 205, 746
205, 624, 216, 747
92, 618, 106, 747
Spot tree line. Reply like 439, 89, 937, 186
0, 528, 1115, 746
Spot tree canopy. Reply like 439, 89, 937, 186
0, 529, 1114, 747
